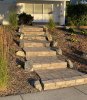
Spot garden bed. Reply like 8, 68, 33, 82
50, 27, 87, 73
0, 26, 39, 96
67, 26, 87, 29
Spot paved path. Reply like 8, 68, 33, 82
0, 84, 87, 100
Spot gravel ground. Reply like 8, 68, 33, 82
0, 27, 87, 96
0, 37, 39, 97
50, 28, 87, 73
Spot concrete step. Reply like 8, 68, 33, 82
35, 68, 87, 91
24, 40, 49, 47
26, 56, 67, 70
24, 35, 46, 41
24, 47, 56, 57
23, 32, 45, 36
22, 27, 43, 32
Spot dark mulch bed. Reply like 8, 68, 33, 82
0, 37, 39, 97
50, 28, 87, 73
0, 27, 87, 96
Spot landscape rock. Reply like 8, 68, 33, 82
56, 48, 62, 55
15, 32, 21, 36
43, 26, 48, 32
25, 61, 33, 71
82, 53, 87, 59
66, 59, 74, 69
17, 65, 21, 68
16, 51, 25, 57
65, 26, 70, 30
28, 78, 43, 91
50, 41, 58, 48
46, 32, 52, 42
20, 40, 24, 48
34, 80, 43, 91
20, 33, 24, 40
44, 43, 50, 47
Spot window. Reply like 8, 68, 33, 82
25, 4, 33, 14
43, 4, 52, 14
34, 4, 43, 14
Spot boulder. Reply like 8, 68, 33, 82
28, 78, 43, 91
20, 33, 24, 40
20, 40, 24, 48
44, 42, 50, 47
56, 48, 62, 55
46, 32, 52, 42
16, 51, 25, 57
17, 65, 21, 68
82, 53, 87, 59
34, 80, 43, 91
43, 26, 48, 32
15, 32, 21, 36
66, 59, 74, 69
24, 61, 33, 71
50, 41, 58, 48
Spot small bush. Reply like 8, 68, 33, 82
68, 28, 75, 33
18, 12, 34, 25
81, 29, 87, 35
67, 4, 87, 26
8, 11, 18, 30
47, 18, 56, 30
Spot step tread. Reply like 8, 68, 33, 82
24, 47, 53, 52
24, 35, 46, 41
35, 68, 84, 81
23, 32, 45, 35
28, 56, 66, 64
24, 39, 49, 44
35, 69, 87, 90
24, 41, 49, 47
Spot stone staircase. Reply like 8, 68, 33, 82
21, 26, 87, 91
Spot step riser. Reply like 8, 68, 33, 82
24, 43, 50, 48
24, 43, 46, 47
26, 52, 56, 57
22, 28, 43, 32
24, 37, 46, 41
43, 76, 87, 90
32, 63, 67, 70
23, 31, 45, 35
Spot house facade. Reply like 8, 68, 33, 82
0, 0, 70, 25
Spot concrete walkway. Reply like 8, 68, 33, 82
0, 84, 87, 100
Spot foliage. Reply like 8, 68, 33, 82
67, 4, 87, 26
47, 18, 56, 30
66, 38, 78, 42
8, 11, 18, 30
81, 29, 87, 35
18, 12, 34, 25
68, 28, 76, 33
0, 46, 8, 89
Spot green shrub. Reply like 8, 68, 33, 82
67, 4, 87, 26
81, 29, 87, 35
18, 12, 34, 25
0, 47, 8, 89
0, 57, 8, 88
68, 28, 75, 33
8, 11, 18, 30
47, 18, 56, 30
